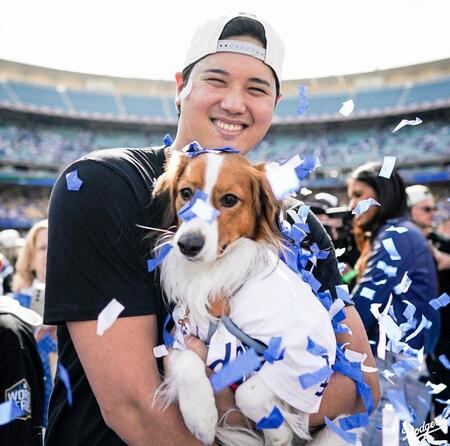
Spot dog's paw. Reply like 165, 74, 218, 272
178, 380, 218, 445
179, 389, 219, 444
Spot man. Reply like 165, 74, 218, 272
44, 13, 379, 445
406, 184, 450, 431
0, 294, 45, 445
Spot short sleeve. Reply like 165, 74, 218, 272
44, 159, 160, 324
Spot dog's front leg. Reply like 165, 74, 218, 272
235, 374, 295, 446
170, 349, 219, 445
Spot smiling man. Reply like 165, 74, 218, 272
44, 13, 379, 446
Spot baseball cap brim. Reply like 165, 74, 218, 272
0, 295, 43, 326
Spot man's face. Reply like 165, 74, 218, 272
174, 38, 280, 155
411, 198, 436, 229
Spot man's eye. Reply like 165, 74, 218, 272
220, 194, 239, 208
179, 188, 193, 200
207, 78, 226, 85
249, 87, 267, 95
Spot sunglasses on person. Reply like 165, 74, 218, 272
418, 205, 437, 213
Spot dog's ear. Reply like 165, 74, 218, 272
153, 151, 188, 230
253, 162, 283, 245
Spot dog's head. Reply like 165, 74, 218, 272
153, 150, 282, 263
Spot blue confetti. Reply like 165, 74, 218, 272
66, 170, 83, 191
402, 300, 416, 321
298, 365, 333, 389
306, 337, 328, 356
438, 354, 450, 370
177, 189, 219, 224
338, 412, 369, 431
182, 141, 240, 158
256, 405, 284, 429
58, 363, 73, 406
296, 85, 309, 115
263, 337, 285, 364
163, 313, 175, 348
147, 244, 173, 272
356, 381, 375, 415
210, 348, 260, 393
429, 292, 450, 310
335, 285, 353, 304
316, 291, 333, 311
386, 389, 413, 422
288, 224, 308, 243
295, 156, 321, 180
163, 134, 173, 146
352, 198, 380, 215
310, 243, 330, 260
391, 358, 421, 377
324, 417, 356, 444
301, 270, 322, 293
0, 400, 24, 426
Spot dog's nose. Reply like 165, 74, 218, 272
177, 234, 205, 257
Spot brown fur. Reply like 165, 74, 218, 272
153, 151, 283, 253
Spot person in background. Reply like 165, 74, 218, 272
348, 163, 439, 446
12, 219, 57, 427
0, 229, 24, 293
0, 293, 45, 445
406, 185, 449, 436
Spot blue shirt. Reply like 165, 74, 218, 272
352, 218, 439, 352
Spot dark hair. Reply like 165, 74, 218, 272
351, 161, 408, 236
177, 16, 280, 115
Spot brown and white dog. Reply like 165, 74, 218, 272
152, 148, 354, 446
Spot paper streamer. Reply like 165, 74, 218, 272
96, 298, 125, 336
296, 85, 309, 115
386, 226, 408, 234
324, 417, 357, 444
382, 404, 400, 446
386, 389, 412, 422
425, 381, 447, 394
298, 365, 333, 389
256, 405, 284, 429
58, 363, 73, 406
382, 238, 401, 261
307, 337, 328, 357
339, 99, 355, 117
360, 287, 376, 300
0, 400, 24, 426
339, 412, 369, 430
210, 348, 260, 392
66, 170, 83, 191
352, 198, 381, 215
263, 337, 285, 364
429, 292, 450, 310
379, 156, 397, 178
392, 117, 422, 133
147, 244, 173, 272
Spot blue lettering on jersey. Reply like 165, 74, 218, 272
5, 379, 31, 420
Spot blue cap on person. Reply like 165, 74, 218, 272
183, 12, 285, 84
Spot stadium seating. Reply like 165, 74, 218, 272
353, 86, 403, 111
0, 83, 12, 104
66, 88, 119, 115
403, 77, 450, 106
8, 81, 67, 110
122, 94, 165, 118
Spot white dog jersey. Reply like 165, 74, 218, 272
172, 250, 337, 414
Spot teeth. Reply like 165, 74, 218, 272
214, 119, 244, 132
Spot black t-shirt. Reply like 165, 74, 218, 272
0, 313, 45, 446
43, 146, 342, 445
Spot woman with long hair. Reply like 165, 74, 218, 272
348, 162, 439, 445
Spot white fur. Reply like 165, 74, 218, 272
204, 153, 224, 197
161, 238, 272, 328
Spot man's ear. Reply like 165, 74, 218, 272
274, 92, 283, 109
175, 72, 184, 110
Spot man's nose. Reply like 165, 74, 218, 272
177, 233, 205, 257
220, 88, 246, 114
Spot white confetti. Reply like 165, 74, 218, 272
352, 198, 381, 215
386, 226, 409, 234
426, 381, 447, 394
153, 344, 169, 358
266, 160, 300, 200
360, 287, 376, 300
382, 238, 401, 261
393, 272, 412, 295
335, 247, 346, 258
392, 117, 422, 133
300, 187, 312, 196
379, 156, 396, 178
376, 260, 398, 278
382, 369, 396, 384
339, 99, 354, 117
382, 404, 400, 445
96, 298, 125, 336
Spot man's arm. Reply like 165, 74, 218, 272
68, 315, 207, 446
309, 306, 380, 426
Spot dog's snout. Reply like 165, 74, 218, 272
177, 234, 205, 257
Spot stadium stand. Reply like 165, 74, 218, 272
66, 88, 119, 116
121, 94, 165, 118
403, 77, 450, 107
9, 81, 67, 111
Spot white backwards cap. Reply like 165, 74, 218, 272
183, 13, 284, 85
406, 185, 434, 207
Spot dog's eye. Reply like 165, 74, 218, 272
179, 188, 193, 201
220, 194, 239, 208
